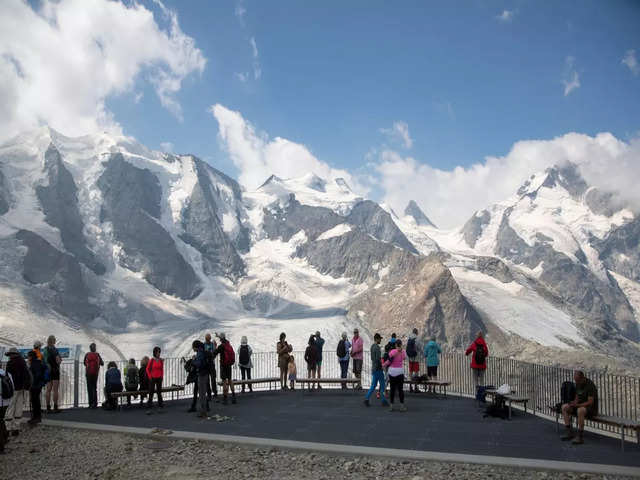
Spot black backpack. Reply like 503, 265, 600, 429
474, 344, 486, 365
239, 345, 250, 365
406, 338, 417, 357
554, 381, 577, 413
336, 340, 346, 358
1, 372, 14, 400
125, 365, 139, 390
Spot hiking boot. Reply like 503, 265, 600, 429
560, 429, 575, 441
197, 412, 208, 418
364, 399, 370, 407
46, 406, 52, 414
388, 404, 395, 412
187, 407, 196, 413
53, 406, 61, 414
572, 433, 584, 445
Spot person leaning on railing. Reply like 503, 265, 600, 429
560, 370, 599, 445
465, 331, 488, 388
277, 332, 293, 390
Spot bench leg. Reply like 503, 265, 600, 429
508, 400, 512, 420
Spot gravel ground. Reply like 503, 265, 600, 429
0, 424, 634, 480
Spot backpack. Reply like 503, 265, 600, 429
474, 343, 486, 365
85, 352, 100, 376
406, 338, 417, 357
239, 345, 250, 365
1, 372, 14, 400
125, 365, 139, 390
554, 381, 577, 413
221, 342, 235, 366
336, 340, 346, 358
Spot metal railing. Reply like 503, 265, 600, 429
5, 350, 638, 438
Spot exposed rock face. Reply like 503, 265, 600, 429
404, 200, 437, 228
97, 153, 202, 300
16, 229, 96, 321
36, 144, 105, 274
596, 217, 640, 282
495, 208, 638, 342
476, 256, 513, 283
179, 158, 246, 280
461, 210, 490, 248
585, 188, 619, 217
0, 168, 9, 215
348, 256, 485, 348
346, 200, 417, 253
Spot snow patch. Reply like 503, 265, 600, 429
317, 223, 352, 241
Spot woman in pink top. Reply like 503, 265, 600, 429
382, 339, 407, 412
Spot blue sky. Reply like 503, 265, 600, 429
106, 0, 640, 178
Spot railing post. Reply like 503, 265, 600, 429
73, 344, 81, 408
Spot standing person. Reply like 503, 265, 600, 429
314, 331, 325, 387
465, 331, 488, 388
44, 335, 61, 413
104, 362, 123, 410
304, 335, 319, 389
4, 348, 29, 437
27, 351, 45, 426
203, 333, 218, 401
406, 328, 420, 392
32, 340, 43, 361
238, 336, 253, 393
561, 371, 599, 445
336, 332, 351, 389
0, 365, 13, 452
146, 347, 164, 408
139, 356, 150, 406
364, 333, 389, 407
350, 328, 364, 390
277, 332, 292, 390
382, 335, 396, 398
383, 339, 407, 412
192, 340, 209, 418
214, 333, 236, 405
287, 356, 297, 390
124, 359, 139, 407
83, 343, 103, 409
424, 336, 442, 393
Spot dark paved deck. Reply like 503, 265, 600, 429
57, 391, 640, 468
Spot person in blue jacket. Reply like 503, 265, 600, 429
424, 336, 442, 393
104, 361, 123, 410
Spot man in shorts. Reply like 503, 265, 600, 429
561, 370, 598, 445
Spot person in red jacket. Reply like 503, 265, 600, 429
145, 346, 164, 408
465, 331, 488, 387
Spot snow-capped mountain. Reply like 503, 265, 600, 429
1, 128, 639, 371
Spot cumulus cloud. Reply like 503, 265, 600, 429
622, 49, 639, 76
211, 104, 366, 193
376, 132, 640, 229
0, 0, 206, 141
380, 121, 413, 149
496, 10, 515, 22
563, 56, 580, 96
160, 141, 174, 153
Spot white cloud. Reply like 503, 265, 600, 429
250, 36, 261, 80
211, 104, 367, 193
380, 121, 413, 149
622, 49, 639, 76
235, 72, 249, 83
563, 56, 580, 96
134, 91, 144, 104
376, 132, 640, 229
235, 0, 246, 24
160, 141, 174, 153
496, 10, 514, 22
0, 0, 206, 141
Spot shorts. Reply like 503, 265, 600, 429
567, 405, 597, 419
427, 365, 438, 377
288, 374, 296, 382
409, 361, 420, 373
352, 359, 363, 375
50, 369, 61, 381
220, 365, 232, 381
316, 360, 322, 366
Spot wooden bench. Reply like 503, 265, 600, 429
111, 385, 184, 406
406, 379, 451, 397
216, 377, 281, 391
549, 405, 640, 451
296, 377, 360, 393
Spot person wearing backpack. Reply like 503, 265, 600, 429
27, 350, 45, 426
0, 364, 14, 453
424, 336, 442, 393
192, 340, 210, 418
336, 332, 351, 389
214, 333, 236, 405
304, 335, 319, 390
465, 331, 488, 388
364, 333, 389, 408
44, 335, 62, 414
204, 333, 218, 401
238, 336, 253, 393
104, 362, 123, 410
83, 343, 104, 409
4, 347, 29, 437
124, 359, 139, 407
406, 328, 420, 392
146, 347, 164, 408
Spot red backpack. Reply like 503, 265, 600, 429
85, 352, 100, 376
222, 342, 235, 366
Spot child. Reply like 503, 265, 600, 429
104, 361, 123, 410
124, 358, 139, 406
287, 356, 297, 390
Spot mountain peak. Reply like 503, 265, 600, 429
404, 200, 437, 228
299, 172, 327, 192
516, 162, 588, 200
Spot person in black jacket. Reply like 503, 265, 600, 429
104, 362, 123, 410
304, 335, 319, 390
27, 351, 45, 426
4, 348, 29, 436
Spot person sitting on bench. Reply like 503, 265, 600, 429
104, 362, 123, 410
561, 370, 598, 445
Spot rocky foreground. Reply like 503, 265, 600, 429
0, 425, 632, 479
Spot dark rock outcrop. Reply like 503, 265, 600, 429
595, 217, 640, 283
404, 200, 437, 228
346, 200, 417, 253
461, 210, 490, 248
